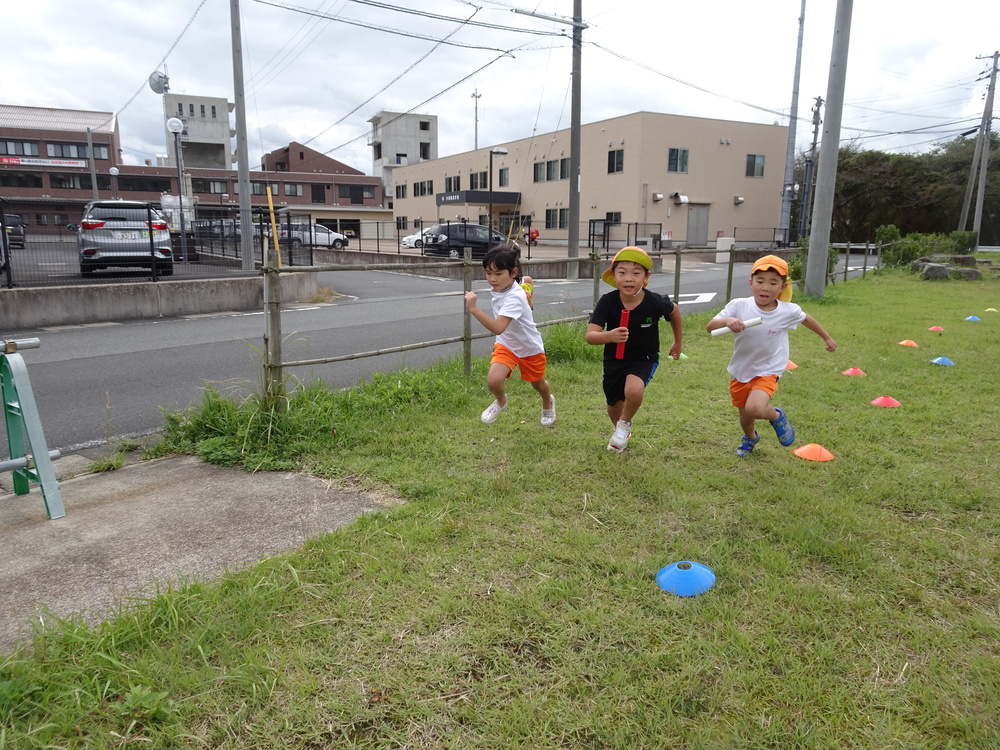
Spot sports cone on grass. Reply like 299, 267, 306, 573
871, 395, 902, 408
841, 367, 866, 376
793, 443, 834, 462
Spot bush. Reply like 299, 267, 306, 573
788, 236, 836, 282
880, 229, 956, 267
950, 230, 978, 254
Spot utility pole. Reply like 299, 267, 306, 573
805, 0, 853, 298
796, 97, 823, 238
471, 89, 481, 151
779, 0, 807, 246
513, 3, 587, 279
959, 51, 997, 250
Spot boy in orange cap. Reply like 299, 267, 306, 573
706, 254, 836, 457
586, 247, 683, 452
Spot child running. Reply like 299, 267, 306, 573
586, 247, 682, 452
464, 245, 555, 426
706, 254, 837, 457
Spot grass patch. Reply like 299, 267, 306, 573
4, 269, 999, 748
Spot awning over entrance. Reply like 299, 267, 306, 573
436, 190, 521, 207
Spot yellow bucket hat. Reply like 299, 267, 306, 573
602, 246, 652, 287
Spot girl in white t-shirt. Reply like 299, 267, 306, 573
464, 246, 555, 427
706, 255, 836, 457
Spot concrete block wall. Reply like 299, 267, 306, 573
1, 273, 317, 331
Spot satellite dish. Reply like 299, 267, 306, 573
148, 71, 169, 95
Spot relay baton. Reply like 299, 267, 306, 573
615, 309, 630, 359
711, 316, 763, 336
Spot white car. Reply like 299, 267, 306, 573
401, 231, 427, 248
278, 224, 348, 249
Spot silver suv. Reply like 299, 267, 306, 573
70, 200, 173, 276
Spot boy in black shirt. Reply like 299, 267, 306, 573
586, 247, 683, 452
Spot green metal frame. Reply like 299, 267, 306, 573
1, 350, 65, 519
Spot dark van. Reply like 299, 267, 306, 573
3, 215, 25, 249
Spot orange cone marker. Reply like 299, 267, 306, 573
786, 360, 798, 370
928, 326, 944, 332
841, 367, 866, 376
898, 340, 919, 347
794, 443, 834, 461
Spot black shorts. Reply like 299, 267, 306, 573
602, 357, 659, 405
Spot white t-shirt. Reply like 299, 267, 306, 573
715, 297, 806, 382
492, 282, 544, 357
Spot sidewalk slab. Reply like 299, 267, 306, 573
0, 455, 390, 653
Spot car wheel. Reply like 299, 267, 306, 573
290, 238, 302, 249
414, 239, 423, 248
332, 239, 344, 250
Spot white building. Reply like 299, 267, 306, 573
162, 94, 234, 170
368, 110, 438, 209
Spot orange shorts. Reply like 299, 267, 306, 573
729, 375, 779, 407
491, 343, 547, 382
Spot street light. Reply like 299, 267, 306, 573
488, 146, 508, 233
109, 167, 119, 199
166, 117, 189, 263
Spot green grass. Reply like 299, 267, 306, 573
3, 269, 999, 748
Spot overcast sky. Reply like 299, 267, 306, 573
5, 0, 996, 173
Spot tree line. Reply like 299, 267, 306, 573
796, 133, 999, 246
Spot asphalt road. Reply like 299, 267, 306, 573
4, 255, 869, 454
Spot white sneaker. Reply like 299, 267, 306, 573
480, 401, 506, 424
540, 395, 556, 426
607, 420, 631, 452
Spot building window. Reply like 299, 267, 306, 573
668, 148, 689, 173
396, 216, 409, 230
211, 105, 217, 118
445, 175, 460, 192
413, 180, 433, 197
35, 214, 48, 225
0, 171, 43, 188
1, 141, 40, 156
54, 213, 69, 226
285, 183, 303, 197
177, 103, 184, 116
607, 149, 624, 174
559, 208, 569, 229
546, 160, 559, 181
118, 175, 172, 192
469, 171, 487, 190
50, 173, 89, 189
372, 143, 382, 160
311, 184, 325, 203
46, 143, 108, 160
251, 182, 280, 195
560, 158, 571, 179
395, 183, 407, 199
533, 162, 545, 183
338, 184, 375, 203
419, 120, 430, 131
499, 167, 509, 188
200, 104, 206, 117
420, 142, 430, 160
189, 104, 195, 116
746, 154, 765, 177
192, 179, 229, 194
605, 211, 622, 225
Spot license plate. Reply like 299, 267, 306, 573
114, 231, 151, 240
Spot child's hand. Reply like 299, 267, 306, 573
823, 337, 837, 352
668, 341, 682, 360
610, 326, 629, 344
464, 291, 478, 310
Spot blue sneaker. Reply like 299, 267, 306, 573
770, 407, 795, 446
736, 431, 759, 457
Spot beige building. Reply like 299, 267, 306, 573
391, 111, 789, 247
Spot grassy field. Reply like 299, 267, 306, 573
2, 269, 999, 748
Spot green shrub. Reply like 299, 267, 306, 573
950, 230, 978, 254
788, 236, 836, 282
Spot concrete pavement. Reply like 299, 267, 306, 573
0, 449, 396, 653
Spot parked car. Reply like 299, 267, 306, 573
401, 231, 428, 248
277, 223, 348, 249
2, 215, 25, 249
69, 200, 173, 276
422, 223, 514, 258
